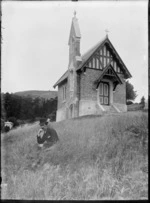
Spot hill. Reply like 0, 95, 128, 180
1, 111, 148, 200
14, 90, 57, 100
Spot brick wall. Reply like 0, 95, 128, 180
79, 68, 103, 100
57, 69, 127, 119
113, 74, 126, 104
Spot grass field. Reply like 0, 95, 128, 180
1, 111, 148, 200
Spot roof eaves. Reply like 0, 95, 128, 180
95, 62, 123, 87
76, 36, 108, 71
106, 38, 132, 78
53, 70, 68, 88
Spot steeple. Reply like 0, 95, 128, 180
68, 11, 82, 66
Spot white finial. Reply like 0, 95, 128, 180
74, 10, 76, 17
105, 29, 109, 37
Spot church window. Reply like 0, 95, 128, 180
99, 82, 109, 105
63, 85, 67, 101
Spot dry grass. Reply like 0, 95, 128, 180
1, 111, 148, 200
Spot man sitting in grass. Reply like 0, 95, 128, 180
37, 118, 59, 148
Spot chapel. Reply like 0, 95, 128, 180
53, 13, 132, 121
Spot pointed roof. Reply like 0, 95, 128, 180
68, 13, 81, 45
53, 70, 68, 88
53, 36, 132, 88
95, 62, 123, 88
76, 36, 107, 71
76, 37, 132, 79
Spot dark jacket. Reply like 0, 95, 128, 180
37, 133, 45, 144
37, 127, 59, 145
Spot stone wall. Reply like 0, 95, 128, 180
79, 68, 103, 100
113, 74, 126, 105
57, 80, 68, 109
56, 69, 127, 121
79, 100, 100, 116
56, 106, 67, 121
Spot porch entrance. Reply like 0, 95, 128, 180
99, 82, 109, 105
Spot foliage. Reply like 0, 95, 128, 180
1, 112, 148, 200
127, 103, 144, 111
1, 93, 57, 122
126, 100, 133, 105
8, 117, 19, 128
4, 126, 10, 133
140, 96, 145, 108
126, 81, 137, 102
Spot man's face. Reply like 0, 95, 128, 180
40, 124, 47, 131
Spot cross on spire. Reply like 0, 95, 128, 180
105, 29, 109, 37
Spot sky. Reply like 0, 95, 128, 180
2, 0, 148, 102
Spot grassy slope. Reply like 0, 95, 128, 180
1, 111, 148, 200
14, 90, 57, 100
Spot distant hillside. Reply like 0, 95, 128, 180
14, 90, 57, 100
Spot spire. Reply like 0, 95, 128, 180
68, 11, 81, 45
68, 11, 82, 66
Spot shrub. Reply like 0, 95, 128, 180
4, 126, 10, 132
126, 101, 133, 105
8, 117, 19, 128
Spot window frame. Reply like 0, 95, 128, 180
62, 85, 67, 101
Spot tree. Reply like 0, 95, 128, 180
140, 96, 145, 108
126, 80, 137, 102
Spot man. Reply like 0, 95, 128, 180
37, 118, 59, 148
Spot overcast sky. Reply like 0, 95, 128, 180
2, 0, 148, 102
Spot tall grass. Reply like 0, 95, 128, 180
1, 111, 148, 200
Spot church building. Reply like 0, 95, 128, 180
53, 13, 132, 121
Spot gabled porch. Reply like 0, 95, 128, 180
95, 63, 123, 113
